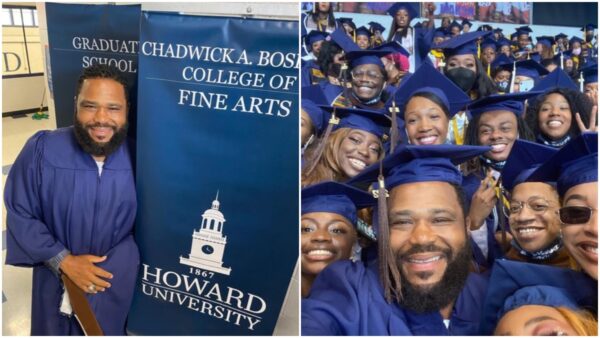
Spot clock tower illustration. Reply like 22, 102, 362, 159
180, 191, 231, 275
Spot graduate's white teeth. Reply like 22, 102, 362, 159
349, 158, 367, 170
307, 250, 334, 258
582, 245, 598, 255
518, 227, 542, 234
548, 120, 563, 127
407, 255, 442, 264
490, 144, 507, 152
418, 136, 437, 145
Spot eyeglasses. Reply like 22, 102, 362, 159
350, 70, 383, 81
506, 197, 554, 216
558, 206, 596, 225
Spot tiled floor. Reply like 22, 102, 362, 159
1, 114, 299, 336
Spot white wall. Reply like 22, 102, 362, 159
2, 75, 48, 113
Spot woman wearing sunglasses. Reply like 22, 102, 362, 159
500, 140, 571, 268
529, 132, 598, 280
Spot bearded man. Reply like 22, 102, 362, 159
301, 145, 491, 335
5, 64, 139, 335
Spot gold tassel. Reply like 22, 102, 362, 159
477, 40, 481, 60
304, 108, 339, 176
487, 63, 491, 77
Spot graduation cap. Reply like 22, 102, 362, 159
467, 91, 543, 118
493, 28, 503, 33
478, 24, 493, 32
461, 19, 472, 28
355, 26, 372, 38
319, 105, 392, 140
581, 23, 597, 32
329, 28, 360, 53
449, 20, 462, 31
368, 21, 386, 34
434, 30, 492, 57
372, 41, 410, 57
479, 259, 597, 335
389, 62, 471, 119
304, 30, 329, 50
491, 53, 514, 72
529, 133, 598, 196
515, 59, 549, 82
481, 38, 497, 51
337, 17, 356, 30
515, 25, 532, 36
580, 61, 598, 85
501, 139, 558, 191
554, 33, 568, 40
301, 99, 329, 137
530, 68, 579, 92
386, 2, 419, 20
433, 27, 448, 39
496, 37, 512, 49
510, 32, 518, 40
344, 48, 390, 68
535, 35, 555, 48
301, 181, 374, 225
569, 36, 584, 45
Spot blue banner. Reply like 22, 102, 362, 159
45, 3, 140, 134
126, 11, 299, 335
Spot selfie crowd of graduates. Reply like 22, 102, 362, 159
299, 2, 598, 336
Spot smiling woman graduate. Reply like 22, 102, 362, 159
301, 181, 373, 298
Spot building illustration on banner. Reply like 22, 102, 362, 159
180, 191, 232, 275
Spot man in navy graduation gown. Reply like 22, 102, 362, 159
4, 64, 139, 335
302, 145, 492, 335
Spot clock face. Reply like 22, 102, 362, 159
201, 244, 214, 255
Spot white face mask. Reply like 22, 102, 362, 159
519, 79, 534, 92
572, 48, 582, 56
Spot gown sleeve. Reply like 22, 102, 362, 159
4, 131, 67, 267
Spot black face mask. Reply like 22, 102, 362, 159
496, 80, 509, 92
446, 67, 477, 93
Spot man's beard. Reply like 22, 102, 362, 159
396, 240, 472, 313
73, 118, 128, 158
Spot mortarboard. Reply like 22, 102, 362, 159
302, 181, 374, 225
434, 30, 492, 57
337, 17, 356, 30
319, 105, 392, 140
329, 28, 360, 53
569, 36, 584, 45
467, 91, 543, 118
491, 53, 514, 72
529, 132, 598, 196
535, 35, 555, 48
301, 99, 329, 137
449, 20, 462, 31
301, 82, 342, 106
530, 67, 579, 92
461, 19, 472, 28
581, 23, 597, 32
515, 59, 549, 82
304, 30, 329, 50
496, 37, 511, 49
368, 21, 386, 34
481, 38, 497, 51
389, 62, 471, 119
493, 28, 503, 33
386, 2, 419, 20
372, 41, 410, 57
433, 27, 448, 39
355, 26, 372, 38
516, 26, 532, 36
344, 48, 390, 68
349, 144, 491, 189
580, 61, 598, 85
479, 259, 597, 335
554, 33, 568, 40
501, 139, 558, 191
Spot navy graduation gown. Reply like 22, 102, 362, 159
5, 127, 139, 335
302, 260, 488, 335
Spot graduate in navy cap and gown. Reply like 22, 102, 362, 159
461, 19, 472, 34
569, 36, 585, 69
303, 145, 491, 335
491, 54, 515, 93
462, 92, 541, 269
580, 61, 598, 105
511, 59, 549, 92
301, 30, 330, 87
4, 64, 139, 335
301, 99, 329, 154
529, 133, 598, 280
368, 21, 386, 48
535, 36, 556, 61
373, 41, 411, 91
301, 181, 374, 298
302, 2, 337, 34
480, 259, 597, 335
500, 140, 572, 268
480, 38, 498, 75
354, 26, 372, 50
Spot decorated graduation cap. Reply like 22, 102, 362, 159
389, 62, 471, 119
355, 26, 372, 38
301, 99, 329, 137
319, 105, 392, 139
434, 30, 492, 57
344, 48, 390, 68
535, 35, 555, 48
368, 21, 386, 34
569, 36, 584, 45
480, 259, 598, 335
467, 91, 543, 118
530, 67, 579, 92
372, 41, 410, 57
304, 30, 329, 50
529, 132, 598, 196
301, 181, 374, 225
515, 59, 549, 82
580, 61, 598, 85
501, 139, 558, 191
386, 2, 419, 20
461, 18, 472, 28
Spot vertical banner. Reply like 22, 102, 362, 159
126, 11, 299, 335
45, 3, 140, 134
